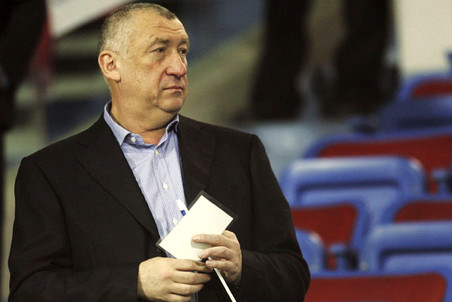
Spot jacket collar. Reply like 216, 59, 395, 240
74, 115, 216, 237
75, 116, 160, 239
178, 115, 215, 204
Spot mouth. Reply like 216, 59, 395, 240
164, 85, 185, 91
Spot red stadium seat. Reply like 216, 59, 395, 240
395, 200, 452, 222
396, 68, 452, 101
412, 80, 452, 99
306, 269, 452, 302
305, 130, 452, 193
376, 195, 452, 224
292, 204, 358, 248
291, 203, 367, 270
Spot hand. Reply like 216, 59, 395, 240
138, 257, 212, 302
193, 230, 242, 284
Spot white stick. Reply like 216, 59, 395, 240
177, 199, 236, 301
213, 267, 237, 302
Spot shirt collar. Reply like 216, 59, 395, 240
103, 101, 179, 146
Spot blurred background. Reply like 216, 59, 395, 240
2, 0, 452, 300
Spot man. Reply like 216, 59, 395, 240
250, 0, 391, 120
9, 3, 310, 301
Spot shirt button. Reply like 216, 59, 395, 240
130, 137, 136, 143
155, 150, 160, 155
162, 183, 169, 190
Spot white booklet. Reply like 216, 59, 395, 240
157, 191, 236, 260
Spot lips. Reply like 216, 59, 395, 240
164, 85, 184, 91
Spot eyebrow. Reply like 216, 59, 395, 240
150, 37, 190, 49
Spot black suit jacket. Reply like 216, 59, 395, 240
9, 115, 310, 301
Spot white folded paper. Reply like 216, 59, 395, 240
158, 193, 235, 260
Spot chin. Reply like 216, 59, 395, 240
161, 98, 185, 114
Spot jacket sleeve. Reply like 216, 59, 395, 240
9, 157, 140, 302
238, 135, 310, 302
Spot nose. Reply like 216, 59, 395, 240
166, 51, 187, 78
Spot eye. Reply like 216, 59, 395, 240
179, 48, 189, 56
153, 47, 166, 54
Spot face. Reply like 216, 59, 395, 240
116, 11, 189, 116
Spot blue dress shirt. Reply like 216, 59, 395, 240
103, 102, 187, 239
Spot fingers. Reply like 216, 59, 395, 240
223, 230, 237, 239
170, 280, 205, 296
138, 257, 212, 301
193, 231, 239, 250
172, 270, 211, 285
176, 259, 213, 273
170, 262, 211, 299
192, 231, 242, 284
193, 232, 240, 259
198, 246, 233, 261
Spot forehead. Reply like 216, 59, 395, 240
131, 10, 188, 40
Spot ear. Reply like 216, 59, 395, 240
98, 50, 121, 82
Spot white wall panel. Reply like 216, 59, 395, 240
47, 0, 132, 38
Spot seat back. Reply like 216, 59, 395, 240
360, 222, 452, 272
397, 73, 452, 101
378, 97, 452, 132
291, 203, 367, 253
305, 269, 452, 302
280, 157, 425, 226
292, 202, 368, 270
294, 229, 326, 273
380, 196, 452, 224
304, 130, 452, 193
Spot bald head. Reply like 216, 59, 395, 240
98, 3, 178, 56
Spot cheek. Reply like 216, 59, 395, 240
133, 69, 161, 91
147, 67, 165, 85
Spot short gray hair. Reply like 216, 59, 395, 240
98, 3, 178, 55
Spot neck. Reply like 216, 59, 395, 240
110, 102, 176, 145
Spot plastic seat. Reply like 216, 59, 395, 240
280, 156, 426, 227
291, 203, 368, 270
294, 229, 326, 273
360, 222, 452, 272
378, 195, 452, 224
304, 128, 452, 193
397, 72, 452, 101
377, 96, 452, 133
305, 268, 452, 302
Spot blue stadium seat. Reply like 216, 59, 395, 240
360, 222, 452, 272
376, 96, 452, 133
280, 156, 425, 227
303, 128, 452, 193
294, 229, 326, 273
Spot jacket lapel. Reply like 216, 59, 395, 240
178, 116, 216, 204
74, 117, 160, 239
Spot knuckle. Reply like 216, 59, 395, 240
188, 274, 197, 284
181, 285, 193, 296
189, 261, 198, 271
219, 248, 228, 258
163, 271, 173, 280
213, 236, 223, 246
226, 230, 235, 238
